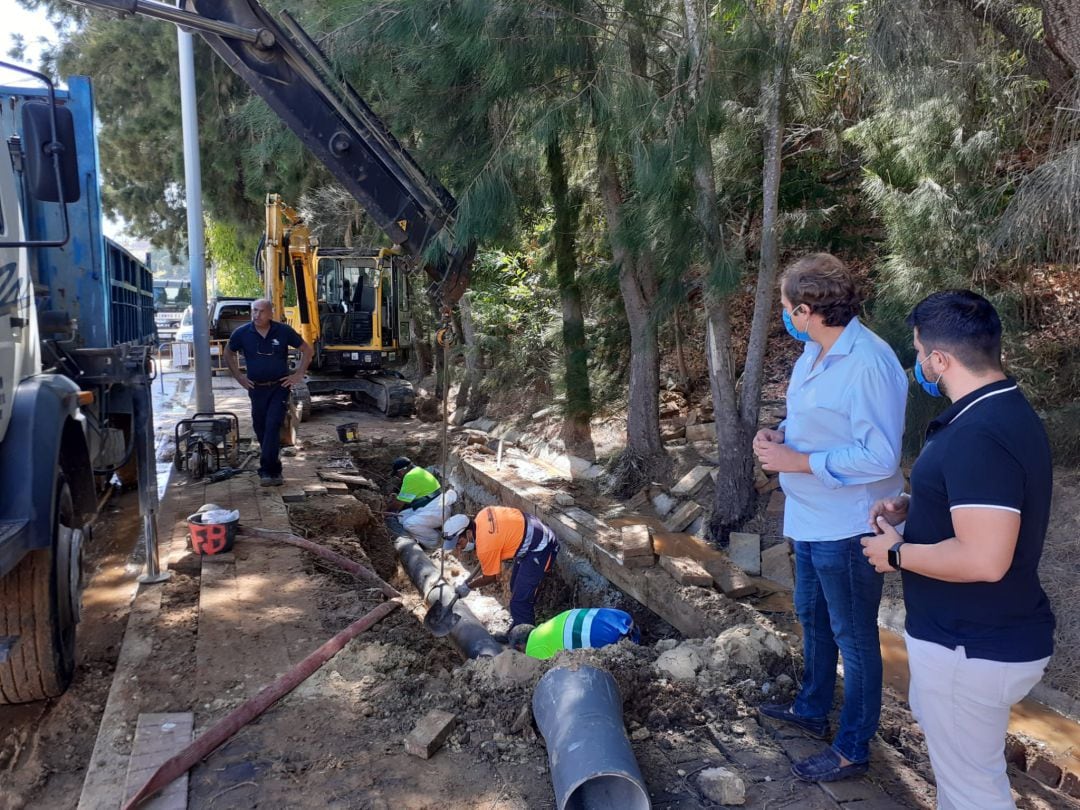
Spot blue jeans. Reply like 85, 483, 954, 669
248, 385, 289, 477
792, 535, 884, 763
508, 543, 558, 628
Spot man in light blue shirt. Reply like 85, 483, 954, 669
754, 253, 907, 783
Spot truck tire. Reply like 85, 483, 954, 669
0, 481, 80, 704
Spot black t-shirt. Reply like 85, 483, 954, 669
226, 321, 302, 382
903, 378, 1055, 662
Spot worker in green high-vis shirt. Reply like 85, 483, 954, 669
508, 608, 641, 660
386, 457, 456, 547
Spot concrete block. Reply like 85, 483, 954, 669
463, 417, 497, 432
553, 492, 575, 507
664, 501, 703, 532
685, 422, 715, 442
1061, 770, 1080, 798
281, 490, 306, 503
761, 541, 794, 589
728, 532, 761, 576
563, 506, 605, 533
1004, 736, 1027, 770
404, 710, 458, 759
626, 488, 650, 511
704, 555, 756, 598
661, 425, 686, 441
659, 555, 713, 587
617, 552, 657, 568
698, 766, 746, 806
618, 524, 654, 558
546, 512, 583, 549
672, 465, 714, 497
1027, 755, 1063, 788
756, 475, 780, 495
819, 776, 882, 803
123, 713, 194, 810
651, 492, 676, 517
323, 481, 350, 494
302, 484, 328, 497
766, 489, 785, 515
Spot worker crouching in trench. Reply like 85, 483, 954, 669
385, 456, 458, 548
442, 507, 559, 629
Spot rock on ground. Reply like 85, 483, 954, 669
698, 766, 746, 805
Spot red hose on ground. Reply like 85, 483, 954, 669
122, 598, 401, 810
238, 526, 401, 599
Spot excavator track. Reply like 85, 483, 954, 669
360, 374, 415, 418
306, 373, 415, 418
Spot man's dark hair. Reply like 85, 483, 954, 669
780, 253, 861, 327
906, 290, 1002, 372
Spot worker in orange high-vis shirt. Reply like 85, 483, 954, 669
442, 506, 559, 628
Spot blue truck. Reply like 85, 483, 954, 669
0, 63, 160, 703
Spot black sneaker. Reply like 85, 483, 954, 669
758, 702, 830, 739
268, 475, 284, 487
259, 474, 274, 487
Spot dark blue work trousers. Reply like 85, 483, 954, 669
508, 543, 558, 628
248, 384, 289, 477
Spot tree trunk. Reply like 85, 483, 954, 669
598, 153, 667, 489
953, 0, 1072, 93
672, 306, 692, 394
452, 293, 482, 425
546, 136, 595, 460
407, 278, 433, 379
1042, 0, 1080, 79
705, 296, 756, 539
739, 54, 786, 426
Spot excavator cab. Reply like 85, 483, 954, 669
259, 194, 414, 418
314, 249, 409, 370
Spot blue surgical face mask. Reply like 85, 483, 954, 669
914, 355, 943, 397
783, 308, 811, 342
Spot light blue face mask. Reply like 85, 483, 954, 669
783, 308, 811, 342
914, 355, 943, 397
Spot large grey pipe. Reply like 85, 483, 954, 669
393, 535, 503, 659
533, 665, 651, 810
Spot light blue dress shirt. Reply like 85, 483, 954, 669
779, 317, 908, 542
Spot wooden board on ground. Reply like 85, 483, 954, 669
317, 470, 376, 488
123, 712, 194, 810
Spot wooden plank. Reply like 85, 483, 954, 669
123, 713, 194, 810
316, 470, 376, 488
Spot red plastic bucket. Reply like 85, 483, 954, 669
187, 513, 238, 555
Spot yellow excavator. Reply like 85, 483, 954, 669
71, 0, 475, 419
258, 194, 415, 418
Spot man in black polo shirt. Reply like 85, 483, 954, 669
224, 299, 313, 486
862, 290, 1054, 810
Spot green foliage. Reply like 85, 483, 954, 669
205, 219, 263, 298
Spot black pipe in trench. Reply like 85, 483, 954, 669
393, 534, 504, 659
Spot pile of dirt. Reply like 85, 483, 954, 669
287, 494, 403, 586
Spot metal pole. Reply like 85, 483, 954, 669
178, 27, 214, 415
134, 380, 170, 584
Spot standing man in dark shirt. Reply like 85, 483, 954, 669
224, 299, 314, 487
863, 290, 1054, 810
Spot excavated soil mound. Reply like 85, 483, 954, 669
287, 495, 402, 585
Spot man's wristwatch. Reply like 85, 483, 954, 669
887, 542, 904, 571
